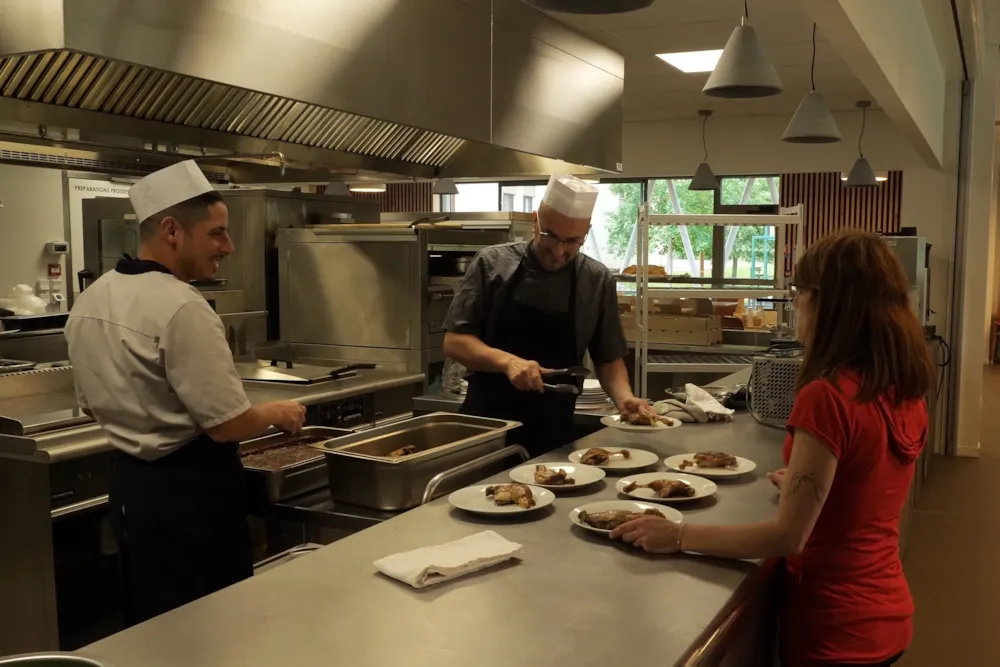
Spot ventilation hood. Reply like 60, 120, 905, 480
0, 0, 624, 183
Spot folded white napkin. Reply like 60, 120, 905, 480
373, 531, 522, 589
685, 383, 735, 421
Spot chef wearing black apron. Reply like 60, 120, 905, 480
443, 174, 644, 457
66, 161, 305, 624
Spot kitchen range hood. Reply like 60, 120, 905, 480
0, 0, 624, 183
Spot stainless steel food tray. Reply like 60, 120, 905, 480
241, 427, 352, 504
314, 412, 520, 511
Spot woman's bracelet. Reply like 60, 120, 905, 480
676, 522, 688, 553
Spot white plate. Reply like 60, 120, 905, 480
663, 453, 757, 478
600, 414, 681, 433
615, 472, 717, 503
509, 463, 606, 490
448, 484, 555, 515
569, 499, 683, 535
568, 447, 659, 470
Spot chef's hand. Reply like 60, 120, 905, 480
616, 395, 650, 415
269, 401, 306, 434
610, 516, 684, 554
506, 357, 546, 393
767, 468, 787, 491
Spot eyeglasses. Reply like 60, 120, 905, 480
538, 228, 588, 249
788, 283, 812, 304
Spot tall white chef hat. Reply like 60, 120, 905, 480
128, 160, 216, 222
541, 174, 599, 220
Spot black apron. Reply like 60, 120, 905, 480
460, 250, 580, 458
109, 258, 253, 625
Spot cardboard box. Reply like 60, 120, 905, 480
621, 313, 723, 346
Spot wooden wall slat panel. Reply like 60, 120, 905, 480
779, 171, 903, 275
316, 182, 433, 213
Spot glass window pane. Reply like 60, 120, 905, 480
720, 225, 778, 280
499, 184, 547, 213
719, 176, 779, 205
445, 182, 499, 212
644, 178, 715, 279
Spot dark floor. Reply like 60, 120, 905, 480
898, 366, 1000, 666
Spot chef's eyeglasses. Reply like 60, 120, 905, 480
538, 228, 588, 249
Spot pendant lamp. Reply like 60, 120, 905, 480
782, 24, 842, 144
844, 101, 878, 188
432, 178, 459, 195
703, 1, 783, 99
524, 0, 653, 13
689, 111, 720, 191
325, 181, 351, 197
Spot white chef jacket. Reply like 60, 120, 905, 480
65, 262, 251, 461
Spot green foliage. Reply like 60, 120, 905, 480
603, 177, 778, 262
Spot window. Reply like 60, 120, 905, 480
717, 176, 780, 282
523, 195, 533, 213
642, 178, 715, 280
502, 193, 515, 212
433, 182, 500, 212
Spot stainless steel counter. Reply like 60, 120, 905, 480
412, 391, 617, 426
242, 370, 425, 407
84, 417, 786, 667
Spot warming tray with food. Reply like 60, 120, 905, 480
240, 426, 352, 504
313, 412, 520, 511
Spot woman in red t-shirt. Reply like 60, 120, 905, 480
611, 231, 933, 667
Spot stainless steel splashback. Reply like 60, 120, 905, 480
0, 0, 623, 180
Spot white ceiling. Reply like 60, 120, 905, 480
542, 0, 876, 122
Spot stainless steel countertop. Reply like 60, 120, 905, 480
242, 369, 425, 406
84, 417, 786, 667
412, 391, 617, 425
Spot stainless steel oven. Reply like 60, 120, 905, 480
275, 212, 531, 388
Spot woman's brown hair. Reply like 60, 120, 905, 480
794, 230, 933, 403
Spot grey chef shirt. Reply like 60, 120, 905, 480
65, 268, 251, 461
443, 241, 628, 365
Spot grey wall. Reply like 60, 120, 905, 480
0, 164, 66, 301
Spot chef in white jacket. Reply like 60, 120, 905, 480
65, 160, 305, 624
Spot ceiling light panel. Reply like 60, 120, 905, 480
656, 50, 724, 73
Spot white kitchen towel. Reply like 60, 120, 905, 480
685, 383, 735, 421
374, 531, 523, 589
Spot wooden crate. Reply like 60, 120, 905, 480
621, 313, 723, 346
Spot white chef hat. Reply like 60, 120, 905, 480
128, 160, 215, 222
541, 174, 599, 220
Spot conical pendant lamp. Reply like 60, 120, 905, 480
326, 181, 351, 196
703, 1, 783, 99
432, 178, 459, 195
689, 110, 720, 191
783, 25, 842, 143
845, 101, 878, 188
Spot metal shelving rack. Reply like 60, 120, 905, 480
633, 203, 803, 398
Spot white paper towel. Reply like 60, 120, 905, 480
374, 531, 522, 589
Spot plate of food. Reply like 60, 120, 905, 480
601, 409, 681, 432
448, 483, 555, 515
570, 500, 683, 535
509, 463, 606, 490
664, 452, 757, 478
568, 446, 659, 470
615, 472, 717, 503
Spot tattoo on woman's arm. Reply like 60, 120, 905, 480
788, 472, 826, 504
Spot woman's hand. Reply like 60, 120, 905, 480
767, 468, 787, 491
609, 516, 684, 553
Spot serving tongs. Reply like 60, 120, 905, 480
541, 366, 590, 395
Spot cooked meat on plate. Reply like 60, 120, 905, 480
621, 408, 674, 428
679, 451, 738, 470
581, 447, 631, 466
485, 483, 536, 509
623, 479, 696, 499
534, 465, 575, 486
578, 508, 665, 530
389, 445, 419, 457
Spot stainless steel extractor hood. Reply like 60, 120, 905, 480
0, 0, 624, 182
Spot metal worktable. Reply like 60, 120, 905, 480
84, 417, 786, 667
412, 391, 616, 426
